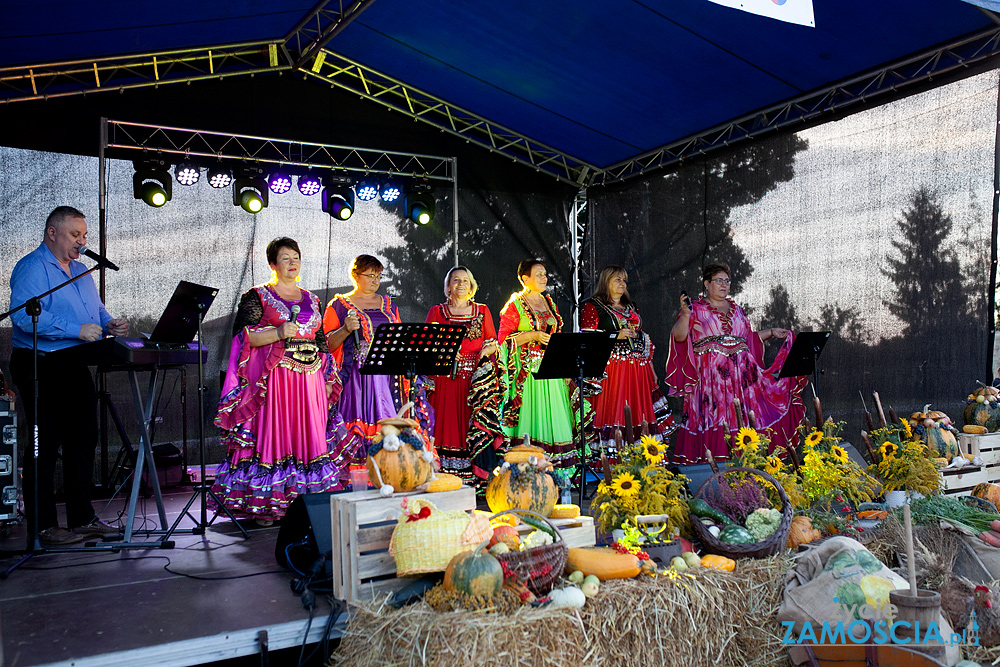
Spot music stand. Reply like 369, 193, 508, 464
360, 323, 466, 405
778, 331, 831, 395
532, 332, 616, 503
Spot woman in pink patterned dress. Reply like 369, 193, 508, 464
213, 238, 341, 525
665, 262, 805, 462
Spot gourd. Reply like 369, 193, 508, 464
973, 483, 1000, 511
964, 386, 1000, 433
787, 516, 822, 549
442, 543, 504, 596
700, 554, 736, 572
688, 498, 734, 525
565, 547, 642, 580
488, 525, 521, 551
425, 473, 462, 493
486, 462, 558, 516
718, 525, 755, 545
909, 406, 959, 459
366, 409, 434, 493
548, 586, 586, 609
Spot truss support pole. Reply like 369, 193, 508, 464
570, 189, 588, 332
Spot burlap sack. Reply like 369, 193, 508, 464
939, 519, 1000, 580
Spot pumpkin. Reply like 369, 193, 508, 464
964, 386, 1000, 432
442, 543, 504, 596
700, 554, 736, 572
486, 463, 558, 516
908, 405, 959, 459
973, 483, 1000, 511
787, 516, 822, 549
488, 525, 521, 551
565, 547, 642, 580
366, 412, 434, 492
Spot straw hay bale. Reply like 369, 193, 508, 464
330, 554, 794, 667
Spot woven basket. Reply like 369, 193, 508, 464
688, 466, 793, 560
491, 509, 568, 595
389, 498, 491, 576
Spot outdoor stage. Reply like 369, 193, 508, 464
0, 487, 345, 667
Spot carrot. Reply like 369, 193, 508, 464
980, 531, 1000, 548
990, 519, 1000, 532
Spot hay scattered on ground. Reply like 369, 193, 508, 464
330, 555, 795, 667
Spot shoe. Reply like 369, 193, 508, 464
39, 527, 86, 546
255, 518, 274, 527
73, 520, 124, 538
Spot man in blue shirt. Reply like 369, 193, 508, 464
8, 206, 127, 546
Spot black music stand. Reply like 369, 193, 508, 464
163, 282, 249, 541
533, 331, 616, 504
360, 323, 467, 405
778, 331, 831, 395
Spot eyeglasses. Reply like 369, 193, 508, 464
710, 278, 731, 285
358, 273, 382, 280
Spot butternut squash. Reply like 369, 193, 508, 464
565, 547, 641, 580
700, 554, 736, 572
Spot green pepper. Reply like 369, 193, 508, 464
718, 525, 755, 544
688, 499, 734, 525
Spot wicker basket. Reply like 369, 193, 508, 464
491, 509, 568, 595
389, 498, 491, 576
688, 466, 793, 560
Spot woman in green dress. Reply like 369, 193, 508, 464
497, 259, 583, 470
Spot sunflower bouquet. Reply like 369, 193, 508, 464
727, 426, 808, 509
592, 435, 689, 537
866, 421, 942, 496
799, 419, 879, 510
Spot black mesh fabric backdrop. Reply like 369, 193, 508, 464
0, 69, 997, 483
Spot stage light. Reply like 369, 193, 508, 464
174, 161, 200, 186
322, 185, 355, 220
133, 159, 172, 208
355, 178, 379, 202
233, 167, 269, 213
267, 170, 293, 195
297, 174, 322, 197
405, 183, 435, 225
207, 165, 233, 189
380, 181, 402, 203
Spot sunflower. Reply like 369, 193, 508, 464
899, 419, 914, 440
764, 455, 784, 476
610, 472, 641, 499
804, 430, 824, 448
879, 442, 899, 459
736, 427, 761, 450
829, 445, 849, 465
640, 435, 665, 464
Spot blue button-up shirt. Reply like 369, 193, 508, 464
9, 243, 112, 352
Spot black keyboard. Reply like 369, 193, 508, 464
50, 337, 206, 367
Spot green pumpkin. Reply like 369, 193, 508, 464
485, 463, 558, 516
924, 423, 959, 459
442, 545, 504, 596
964, 387, 1000, 432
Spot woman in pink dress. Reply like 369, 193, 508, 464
665, 262, 805, 462
581, 265, 673, 449
424, 266, 502, 487
213, 238, 341, 525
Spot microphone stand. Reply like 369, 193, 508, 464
0, 263, 115, 578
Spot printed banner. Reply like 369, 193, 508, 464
706, 0, 815, 28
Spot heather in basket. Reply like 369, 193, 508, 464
592, 435, 689, 536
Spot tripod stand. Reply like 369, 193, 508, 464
164, 301, 248, 541
532, 332, 615, 504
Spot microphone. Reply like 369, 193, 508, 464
351, 309, 361, 347
289, 304, 301, 321
78, 246, 119, 271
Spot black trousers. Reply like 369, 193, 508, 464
9, 347, 98, 530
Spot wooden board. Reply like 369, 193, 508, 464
513, 515, 597, 549
941, 465, 990, 496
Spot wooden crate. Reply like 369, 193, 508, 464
514, 514, 597, 549
958, 432, 1000, 463
941, 465, 990, 496
329, 485, 476, 603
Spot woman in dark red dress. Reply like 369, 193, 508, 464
424, 266, 502, 486
581, 265, 673, 450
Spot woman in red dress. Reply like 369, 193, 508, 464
581, 265, 674, 450
424, 266, 503, 486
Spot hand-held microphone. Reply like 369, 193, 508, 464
539, 324, 554, 350
288, 305, 301, 339
351, 309, 361, 347
79, 246, 120, 271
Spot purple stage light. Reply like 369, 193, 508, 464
268, 172, 293, 195
298, 174, 322, 196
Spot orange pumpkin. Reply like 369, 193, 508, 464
973, 483, 1000, 511
488, 525, 521, 551
366, 433, 433, 492
787, 516, 822, 549
486, 463, 558, 516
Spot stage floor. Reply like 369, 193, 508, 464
0, 486, 345, 667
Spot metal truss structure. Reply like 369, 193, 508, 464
2, 4, 1000, 189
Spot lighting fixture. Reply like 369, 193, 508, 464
355, 178, 379, 202
267, 170, 293, 195
133, 158, 172, 208
379, 180, 402, 203
233, 166, 268, 214
322, 185, 355, 220
297, 174, 323, 197
405, 183, 435, 225
207, 165, 233, 189
174, 161, 200, 186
